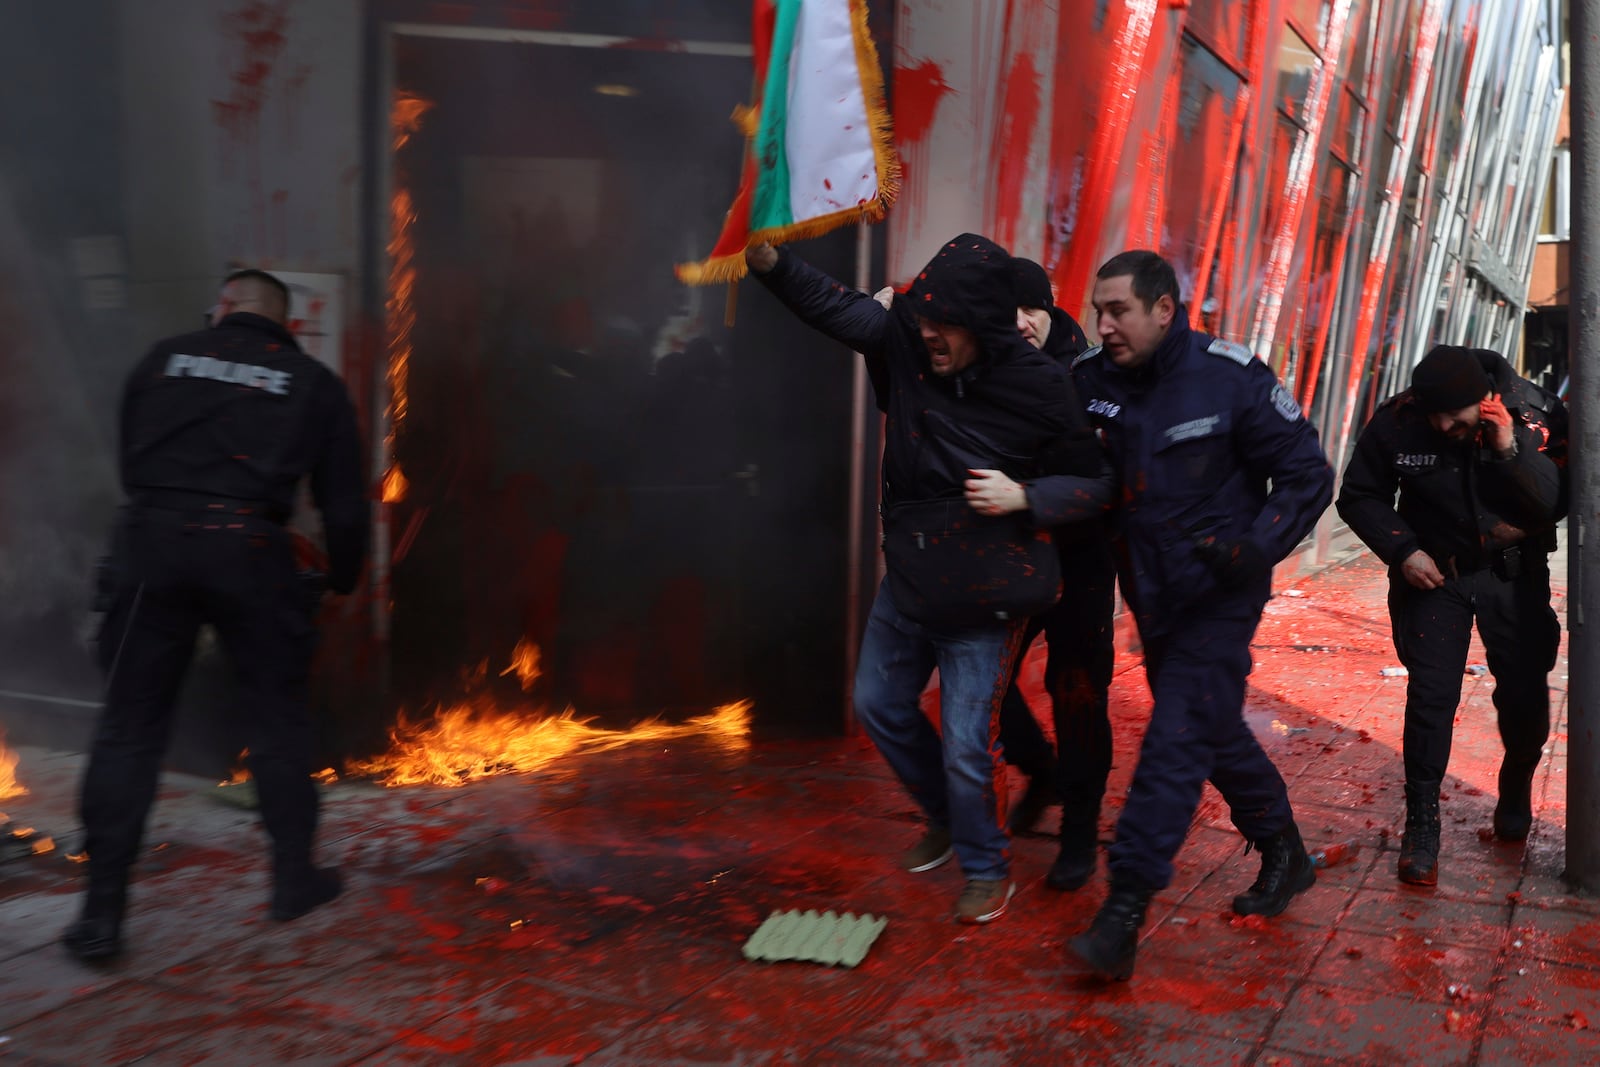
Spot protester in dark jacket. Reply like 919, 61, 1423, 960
1337, 344, 1567, 886
747, 234, 1112, 925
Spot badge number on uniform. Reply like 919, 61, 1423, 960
1271, 383, 1301, 422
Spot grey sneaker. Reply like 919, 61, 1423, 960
902, 827, 953, 872
956, 878, 1015, 923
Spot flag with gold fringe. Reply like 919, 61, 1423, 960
676, 0, 899, 286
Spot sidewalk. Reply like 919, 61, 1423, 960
0, 550, 1592, 1066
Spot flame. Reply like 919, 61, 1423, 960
381, 465, 410, 504
384, 91, 433, 504
312, 767, 339, 785
346, 642, 752, 788
349, 699, 752, 788
219, 748, 252, 786
498, 639, 542, 691
0, 734, 26, 801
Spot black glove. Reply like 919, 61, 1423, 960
1194, 537, 1270, 590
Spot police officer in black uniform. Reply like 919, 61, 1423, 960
1068, 251, 1333, 981
992, 258, 1119, 895
1337, 344, 1566, 886
62, 269, 370, 961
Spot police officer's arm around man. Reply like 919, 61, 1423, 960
745, 235, 1112, 926
1066, 250, 1333, 982
63, 269, 370, 962
1336, 344, 1567, 887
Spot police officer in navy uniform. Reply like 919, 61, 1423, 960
1337, 345, 1566, 886
992, 258, 1120, 895
1068, 251, 1333, 981
62, 269, 370, 961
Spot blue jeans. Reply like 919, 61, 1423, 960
853, 580, 1025, 880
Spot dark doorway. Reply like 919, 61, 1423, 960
382, 25, 866, 739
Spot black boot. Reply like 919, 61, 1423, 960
1398, 784, 1441, 886
61, 883, 126, 963
1046, 815, 1099, 891
1232, 821, 1316, 917
1069, 881, 1153, 981
1493, 756, 1539, 842
271, 863, 343, 921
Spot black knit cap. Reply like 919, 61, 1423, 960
1411, 344, 1492, 413
1009, 257, 1054, 310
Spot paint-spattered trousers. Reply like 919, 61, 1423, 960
998, 537, 1116, 832
853, 580, 1024, 881
82, 507, 319, 895
1108, 602, 1293, 891
1388, 553, 1560, 788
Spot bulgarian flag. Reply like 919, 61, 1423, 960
676, 0, 899, 286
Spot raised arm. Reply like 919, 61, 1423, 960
747, 243, 892, 359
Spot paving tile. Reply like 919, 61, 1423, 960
139, 1010, 389, 1065
0, 942, 126, 1032
1307, 929, 1499, 1006
1479, 1003, 1600, 1064
1492, 957, 1600, 1019
2, 982, 237, 1064
367, 976, 657, 1065
1338, 888, 1513, 951
1269, 983, 1483, 1065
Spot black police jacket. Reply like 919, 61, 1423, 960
753, 238, 1112, 525
1073, 315, 1334, 635
119, 312, 370, 593
1336, 350, 1567, 574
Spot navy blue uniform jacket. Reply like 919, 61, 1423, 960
120, 312, 370, 593
1336, 349, 1567, 572
1072, 315, 1333, 636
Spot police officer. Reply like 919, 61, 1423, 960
62, 269, 370, 961
992, 258, 1119, 896
1336, 344, 1566, 886
1068, 251, 1333, 981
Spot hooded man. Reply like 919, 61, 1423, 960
746, 235, 1113, 924
1337, 344, 1567, 886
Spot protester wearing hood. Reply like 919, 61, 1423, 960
1337, 344, 1567, 887
747, 235, 1113, 924
1069, 250, 1333, 980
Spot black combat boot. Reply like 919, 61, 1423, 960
1069, 881, 1154, 981
1232, 821, 1316, 917
1046, 815, 1099, 891
271, 860, 343, 921
1398, 783, 1442, 886
61, 883, 126, 962
1493, 756, 1539, 842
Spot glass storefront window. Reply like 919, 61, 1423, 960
1184, 0, 1250, 68
1162, 34, 1245, 297
1275, 24, 1319, 125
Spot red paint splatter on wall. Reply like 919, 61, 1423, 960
211, 0, 289, 150
894, 59, 954, 144
991, 50, 1041, 251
